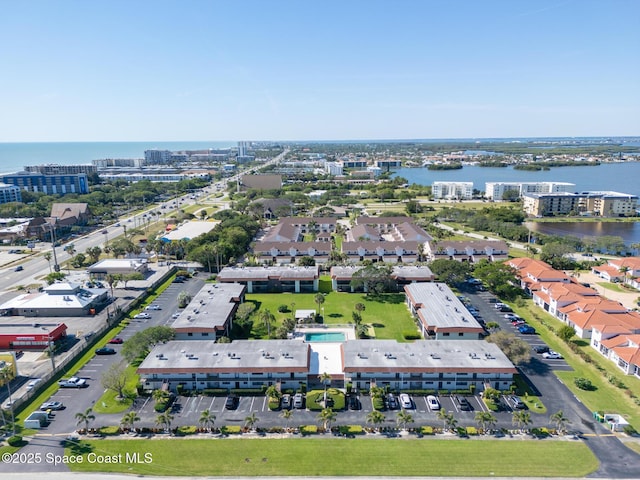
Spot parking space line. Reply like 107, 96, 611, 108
208, 397, 216, 410
249, 397, 255, 411
450, 395, 459, 412
261, 396, 267, 411
474, 396, 488, 412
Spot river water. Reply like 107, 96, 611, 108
393, 162, 640, 198
526, 221, 640, 245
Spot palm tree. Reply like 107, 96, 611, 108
549, 410, 570, 434
317, 407, 337, 432
314, 293, 325, 315
199, 409, 216, 432
152, 389, 170, 404
244, 411, 259, 431
436, 408, 451, 431
265, 385, 281, 401
396, 410, 414, 431
75, 407, 95, 433
0, 365, 16, 434
354, 303, 366, 314
280, 409, 293, 430
366, 410, 386, 432
474, 411, 497, 433
512, 411, 531, 433
156, 411, 174, 433
64, 244, 76, 273
619, 265, 630, 285
43, 251, 52, 273
444, 412, 458, 432
318, 372, 331, 403
120, 411, 140, 432
259, 309, 275, 338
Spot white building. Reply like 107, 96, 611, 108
485, 182, 575, 201
325, 161, 344, 176
432, 181, 473, 200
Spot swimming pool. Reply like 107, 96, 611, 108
304, 332, 346, 342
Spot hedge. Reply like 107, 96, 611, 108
230, 388, 266, 396
300, 425, 318, 435
202, 388, 229, 397
338, 425, 364, 435
420, 426, 434, 435
176, 426, 198, 436
268, 397, 280, 410
221, 426, 242, 434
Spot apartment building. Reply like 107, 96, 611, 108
405, 283, 485, 340
217, 266, 320, 293
432, 181, 474, 200
426, 240, 509, 263
485, 182, 575, 201
0, 183, 22, 204
1, 171, 89, 195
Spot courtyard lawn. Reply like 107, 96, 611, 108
596, 282, 628, 294
66, 438, 598, 477
245, 291, 419, 341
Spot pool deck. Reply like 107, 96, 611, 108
292, 326, 356, 376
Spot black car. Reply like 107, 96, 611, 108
348, 395, 360, 410
455, 396, 471, 411
533, 345, 550, 354
95, 347, 117, 355
225, 395, 239, 410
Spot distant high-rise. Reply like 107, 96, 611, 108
237, 141, 249, 157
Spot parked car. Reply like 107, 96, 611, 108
58, 377, 87, 388
426, 395, 441, 410
171, 312, 181, 319
281, 394, 292, 410
542, 351, 563, 359
510, 396, 526, 409
225, 395, 239, 410
347, 395, 360, 410
26, 378, 42, 391
455, 396, 471, 411
399, 393, 413, 409
95, 347, 116, 355
108, 337, 124, 344
386, 393, 399, 410
293, 393, 305, 409
14, 265, 23, 272
504, 313, 519, 321
494, 303, 506, 310
511, 319, 526, 326
40, 401, 64, 411
518, 325, 536, 334
499, 305, 513, 312
533, 345, 550, 354
145, 304, 162, 311
133, 312, 151, 319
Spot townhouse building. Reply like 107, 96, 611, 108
217, 266, 320, 293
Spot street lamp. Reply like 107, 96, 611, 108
47, 222, 60, 272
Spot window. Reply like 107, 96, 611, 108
442, 332, 450, 337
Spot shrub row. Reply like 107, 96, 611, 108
230, 388, 266, 396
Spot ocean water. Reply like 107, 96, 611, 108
0, 141, 236, 174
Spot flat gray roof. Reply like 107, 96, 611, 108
217, 266, 319, 281
171, 283, 245, 331
331, 265, 433, 280
138, 339, 309, 373
405, 283, 483, 331
342, 340, 515, 372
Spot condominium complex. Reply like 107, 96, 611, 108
0, 183, 22, 204
0, 171, 89, 195
432, 181, 474, 200
485, 181, 575, 201
523, 191, 638, 217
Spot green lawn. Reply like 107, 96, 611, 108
246, 291, 419, 341
92, 364, 140, 414
512, 300, 640, 428
66, 438, 598, 477
596, 282, 632, 294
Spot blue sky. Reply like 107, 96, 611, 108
0, 0, 638, 141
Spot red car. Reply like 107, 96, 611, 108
108, 337, 124, 344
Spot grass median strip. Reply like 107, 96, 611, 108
66, 438, 598, 477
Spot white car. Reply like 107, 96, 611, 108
26, 378, 42, 391
145, 304, 162, 311
133, 312, 151, 319
542, 351, 563, 359
399, 393, 412, 409
171, 312, 181, 319
426, 395, 441, 410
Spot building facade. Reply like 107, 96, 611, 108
0, 183, 22, 204
1, 172, 89, 195
432, 181, 474, 200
